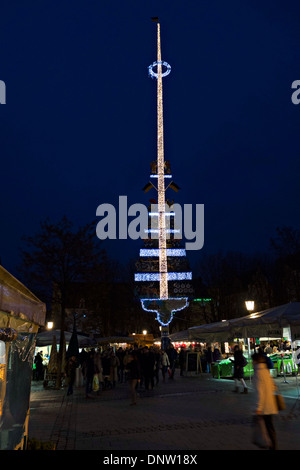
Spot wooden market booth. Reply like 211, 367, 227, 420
0, 265, 46, 450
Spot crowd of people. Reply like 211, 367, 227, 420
64, 343, 181, 400
39, 340, 287, 449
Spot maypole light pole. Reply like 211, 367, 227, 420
135, 18, 192, 349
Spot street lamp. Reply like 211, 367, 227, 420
245, 300, 254, 313
143, 330, 147, 343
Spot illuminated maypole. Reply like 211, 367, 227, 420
156, 21, 168, 300
135, 19, 192, 348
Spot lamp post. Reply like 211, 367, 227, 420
143, 330, 147, 344
245, 300, 255, 384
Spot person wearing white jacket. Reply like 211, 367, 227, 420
161, 350, 170, 382
252, 352, 278, 450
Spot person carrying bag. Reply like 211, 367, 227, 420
274, 386, 285, 411
251, 352, 279, 450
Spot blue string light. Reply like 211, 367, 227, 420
141, 297, 189, 326
148, 61, 171, 79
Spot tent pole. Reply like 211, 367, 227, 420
247, 337, 251, 385
290, 324, 300, 398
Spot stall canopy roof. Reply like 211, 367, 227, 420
188, 302, 300, 342
36, 329, 96, 348
169, 330, 191, 342
189, 320, 233, 342
95, 336, 135, 345
36, 332, 138, 348
153, 330, 191, 343
0, 265, 46, 326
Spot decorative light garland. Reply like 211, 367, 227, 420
150, 174, 172, 178
148, 212, 175, 216
141, 297, 189, 326
148, 60, 171, 79
135, 272, 192, 282
167, 272, 192, 281
144, 229, 180, 233
139, 248, 186, 257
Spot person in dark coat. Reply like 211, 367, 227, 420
116, 347, 125, 383
153, 347, 161, 385
205, 346, 213, 373
213, 345, 221, 362
84, 350, 95, 398
65, 355, 77, 396
101, 350, 112, 389
127, 352, 141, 405
34, 352, 44, 381
140, 347, 155, 390
166, 344, 178, 379
230, 345, 248, 394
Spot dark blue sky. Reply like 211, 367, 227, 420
1, 0, 300, 276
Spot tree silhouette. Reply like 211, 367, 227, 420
19, 216, 106, 388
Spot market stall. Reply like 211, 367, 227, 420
0, 265, 46, 450
35, 329, 96, 387
211, 357, 254, 379
188, 303, 300, 381
269, 352, 298, 376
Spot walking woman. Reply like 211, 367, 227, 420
231, 345, 248, 393
252, 352, 278, 450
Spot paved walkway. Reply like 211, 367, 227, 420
28, 371, 300, 451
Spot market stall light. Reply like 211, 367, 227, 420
47, 321, 54, 330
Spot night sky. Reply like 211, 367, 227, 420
1, 1, 300, 277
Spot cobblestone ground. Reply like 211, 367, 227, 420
28, 372, 300, 451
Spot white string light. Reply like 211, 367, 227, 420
139, 248, 186, 257
148, 212, 175, 216
135, 272, 192, 282
150, 174, 172, 178
144, 229, 180, 233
